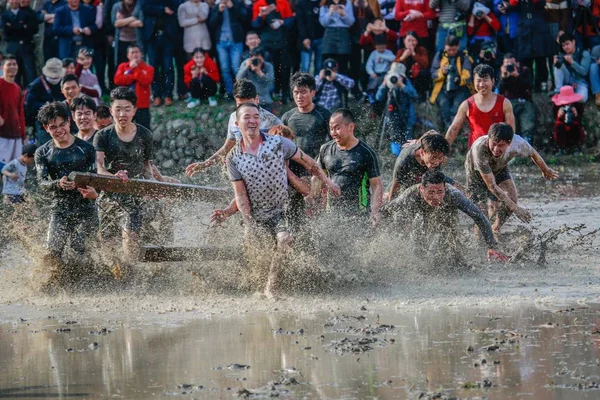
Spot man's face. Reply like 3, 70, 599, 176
421, 150, 445, 169
488, 137, 511, 158
419, 182, 446, 207
404, 35, 418, 49
292, 86, 315, 108
22, 155, 35, 166
246, 34, 260, 49
372, 19, 385, 32
63, 64, 75, 75
561, 40, 576, 55
128, 47, 142, 63
445, 45, 459, 57
193, 52, 205, 67
78, 55, 93, 69
44, 117, 71, 144
2, 59, 18, 79
8, 0, 18, 9
234, 96, 259, 107
110, 99, 136, 128
19, 0, 31, 8
95, 116, 113, 130
74, 106, 95, 131
329, 114, 354, 145
68, 0, 79, 8
474, 73, 494, 95
61, 80, 80, 101
235, 105, 261, 138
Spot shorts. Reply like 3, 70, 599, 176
467, 167, 512, 203
253, 213, 288, 239
46, 206, 99, 257
3, 194, 25, 205
97, 192, 145, 240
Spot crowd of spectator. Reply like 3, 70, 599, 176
1, 0, 600, 156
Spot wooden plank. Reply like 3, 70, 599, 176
139, 246, 243, 262
69, 172, 231, 202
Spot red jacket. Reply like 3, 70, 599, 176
184, 55, 220, 87
359, 30, 399, 53
395, 0, 436, 38
0, 79, 25, 140
114, 61, 155, 109
467, 13, 501, 37
252, 0, 293, 20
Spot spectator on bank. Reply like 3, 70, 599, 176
296, 0, 326, 74
25, 58, 65, 145
184, 49, 220, 109
315, 57, 355, 111
114, 44, 154, 129
142, 0, 179, 107
74, 47, 102, 103
320, 0, 355, 74
178, 0, 211, 57
430, 35, 472, 132
394, 0, 435, 50
0, 56, 26, 171
553, 32, 591, 103
359, 18, 399, 53
572, 0, 600, 50
63, 58, 76, 75
350, 0, 381, 97
543, 0, 569, 63
1, 143, 37, 205
467, 2, 501, 50
40, 0, 66, 61
208, 0, 246, 98
1, 0, 41, 87
111, 0, 144, 66
551, 85, 586, 153
242, 31, 263, 62
493, 0, 519, 54
498, 53, 535, 143
379, 0, 397, 31
53, 0, 99, 59
81, 0, 107, 95
395, 31, 430, 100
365, 34, 396, 102
236, 47, 275, 111
429, 0, 471, 51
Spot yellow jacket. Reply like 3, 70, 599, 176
429, 50, 472, 104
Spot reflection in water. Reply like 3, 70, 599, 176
2, 305, 600, 399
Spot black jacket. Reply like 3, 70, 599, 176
295, 0, 325, 45
208, 0, 248, 44
1, 6, 41, 43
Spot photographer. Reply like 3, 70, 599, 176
236, 47, 275, 111
314, 58, 355, 111
467, 2, 501, 50
498, 53, 535, 142
430, 35, 472, 132
429, 0, 472, 52
472, 42, 502, 77
551, 86, 586, 154
376, 63, 418, 155
553, 32, 591, 103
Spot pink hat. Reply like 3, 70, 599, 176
552, 85, 583, 106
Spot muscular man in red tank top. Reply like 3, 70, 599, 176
444, 64, 516, 149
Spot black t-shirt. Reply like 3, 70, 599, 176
93, 123, 153, 178
287, 159, 308, 227
282, 105, 331, 158
35, 137, 96, 210
317, 139, 380, 215
392, 143, 454, 190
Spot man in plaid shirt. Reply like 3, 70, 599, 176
314, 58, 355, 112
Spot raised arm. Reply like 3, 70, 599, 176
290, 148, 341, 196
445, 100, 468, 145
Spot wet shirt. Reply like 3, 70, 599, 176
34, 137, 96, 210
227, 133, 298, 221
466, 134, 534, 177
93, 124, 153, 178
281, 105, 331, 157
392, 143, 455, 189
384, 184, 497, 249
226, 107, 282, 142
1, 158, 27, 196
317, 139, 380, 215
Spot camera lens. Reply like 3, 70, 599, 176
251, 58, 260, 66
506, 63, 515, 73
325, 69, 332, 77
390, 76, 398, 84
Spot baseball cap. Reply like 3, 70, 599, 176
323, 58, 338, 70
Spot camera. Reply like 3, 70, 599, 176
483, 50, 494, 61
475, 10, 484, 17
445, 64, 459, 92
325, 69, 333, 77
555, 54, 565, 68
385, 73, 401, 89
251, 58, 261, 67
561, 105, 574, 125
506, 63, 515, 73
454, 11, 465, 21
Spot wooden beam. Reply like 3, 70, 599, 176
139, 246, 244, 262
69, 172, 231, 202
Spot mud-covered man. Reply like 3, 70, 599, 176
382, 170, 508, 267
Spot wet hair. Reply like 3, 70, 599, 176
62, 57, 75, 67
96, 105, 111, 119
268, 125, 295, 140
290, 72, 316, 92
474, 64, 495, 80
233, 79, 257, 99
421, 170, 447, 187
127, 44, 141, 53
235, 102, 260, 120
420, 133, 450, 155
331, 108, 356, 124
558, 32, 575, 45
70, 95, 97, 113
488, 122, 514, 142
192, 47, 205, 57
445, 35, 460, 47
110, 86, 137, 106
37, 101, 70, 126
22, 143, 38, 157
61, 74, 79, 87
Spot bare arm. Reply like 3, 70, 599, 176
370, 177, 383, 224
503, 98, 516, 134
445, 100, 468, 146
185, 139, 236, 176
530, 149, 559, 180
287, 167, 311, 197
480, 172, 531, 222
291, 149, 341, 196
388, 180, 402, 201
232, 180, 252, 222
96, 151, 112, 176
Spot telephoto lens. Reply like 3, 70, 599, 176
251, 58, 260, 67
325, 69, 332, 77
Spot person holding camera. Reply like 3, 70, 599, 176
314, 58, 355, 111
430, 35, 472, 133
553, 32, 591, 103
498, 53, 536, 143
359, 18, 400, 53
236, 47, 275, 112
429, 0, 472, 52
551, 85, 586, 154
467, 2, 501, 49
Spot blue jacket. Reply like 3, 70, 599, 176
376, 79, 418, 142
53, 4, 98, 58
141, 0, 182, 42
493, 0, 519, 39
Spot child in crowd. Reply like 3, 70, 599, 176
365, 35, 396, 104
1, 144, 37, 205
184, 48, 220, 108
75, 48, 102, 103
551, 86, 586, 154
62, 58, 76, 76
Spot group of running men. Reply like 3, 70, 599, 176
29, 60, 558, 298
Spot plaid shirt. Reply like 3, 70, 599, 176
314, 73, 355, 112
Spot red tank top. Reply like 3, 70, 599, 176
466, 94, 506, 148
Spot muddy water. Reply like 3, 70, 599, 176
2, 304, 600, 399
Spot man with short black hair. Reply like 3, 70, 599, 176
71, 95, 97, 143
314, 58, 354, 112
236, 47, 275, 111
553, 32, 591, 103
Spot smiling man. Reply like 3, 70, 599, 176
71, 95, 97, 143
466, 123, 558, 236
445, 64, 515, 149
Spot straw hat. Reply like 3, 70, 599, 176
551, 85, 583, 106
42, 58, 64, 80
